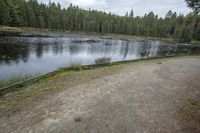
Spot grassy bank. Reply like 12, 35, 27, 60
0, 74, 39, 88
1, 55, 199, 90
0, 60, 123, 117
1, 25, 199, 45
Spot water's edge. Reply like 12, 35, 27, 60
0, 55, 196, 94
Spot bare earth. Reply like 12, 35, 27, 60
0, 56, 200, 133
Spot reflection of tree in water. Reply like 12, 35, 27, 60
88, 40, 112, 56
137, 41, 152, 57
126, 42, 138, 56
0, 42, 30, 64
95, 57, 111, 64
35, 40, 65, 57
175, 44, 198, 55
52, 42, 63, 55
0, 37, 69, 64
69, 44, 81, 55
1, 37, 199, 67
103, 42, 112, 56
120, 41, 129, 59
156, 43, 177, 56
36, 42, 44, 58
147, 42, 196, 57
88, 44, 100, 54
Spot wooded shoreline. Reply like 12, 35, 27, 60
1, 25, 200, 45
0, 0, 200, 43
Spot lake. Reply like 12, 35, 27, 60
0, 34, 200, 80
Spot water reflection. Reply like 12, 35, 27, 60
95, 57, 111, 64
0, 42, 30, 64
120, 41, 129, 59
36, 42, 44, 58
0, 36, 200, 79
52, 42, 63, 55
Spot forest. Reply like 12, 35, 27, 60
0, 0, 200, 43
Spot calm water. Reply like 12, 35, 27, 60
0, 35, 199, 80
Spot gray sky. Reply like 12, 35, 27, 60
38, 0, 192, 17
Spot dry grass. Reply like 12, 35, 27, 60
0, 25, 22, 31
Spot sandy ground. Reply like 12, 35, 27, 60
0, 56, 200, 133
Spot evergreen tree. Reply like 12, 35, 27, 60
129, 9, 134, 18
0, 0, 10, 25
8, 0, 22, 26
0, 0, 199, 43
185, 0, 200, 13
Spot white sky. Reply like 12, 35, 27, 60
38, 0, 192, 17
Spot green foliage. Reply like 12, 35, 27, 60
0, 0, 11, 25
8, 0, 22, 26
0, 0, 200, 42
185, 0, 200, 13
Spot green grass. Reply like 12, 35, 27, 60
0, 74, 40, 88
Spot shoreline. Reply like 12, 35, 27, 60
1, 25, 200, 45
0, 55, 200, 94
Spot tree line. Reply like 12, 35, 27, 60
0, 0, 200, 43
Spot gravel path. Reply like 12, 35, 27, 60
0, 56, 200, 133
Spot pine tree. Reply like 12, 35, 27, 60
185, 0, 200, 13
129, 9, 134, 18
0, 0, 199, 43
0, 0, 10, 25
8, 0, 22, 26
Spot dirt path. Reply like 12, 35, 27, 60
0, 56, 200, 133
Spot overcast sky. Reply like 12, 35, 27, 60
38, 0, 192, 17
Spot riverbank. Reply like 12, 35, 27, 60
0, 56, 200, 132
1, 25, 199, 45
